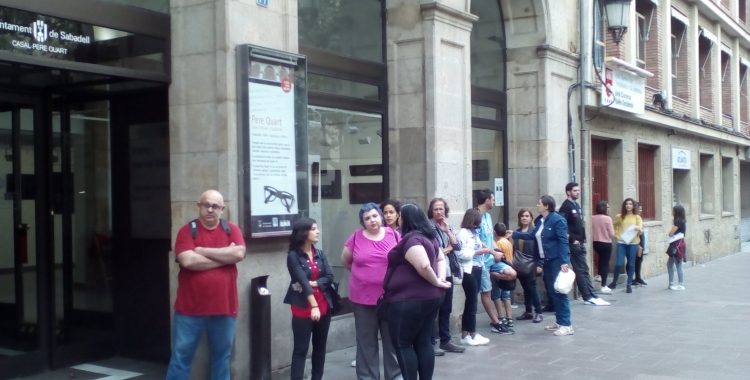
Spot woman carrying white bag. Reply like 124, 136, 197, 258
506, 195, 575, 336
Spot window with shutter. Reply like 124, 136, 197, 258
591, 140, 609, 210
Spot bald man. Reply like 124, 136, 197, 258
167, 190, 246, 380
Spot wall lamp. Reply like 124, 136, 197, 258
602, 0, 633, 44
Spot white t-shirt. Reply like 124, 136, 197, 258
536, 218, 545, 258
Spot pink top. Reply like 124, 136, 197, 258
591, 214, 615, 243
345, 227, 401, 305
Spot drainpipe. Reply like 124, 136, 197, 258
579, 0, 588, 217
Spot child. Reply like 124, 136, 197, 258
490, 223, 517, 330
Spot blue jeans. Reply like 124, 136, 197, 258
166, 313, 237, 380
520, 274, 542, 314
543, 258, 571, 327
388, 297, 442, 380
613, 244, 638, 286
488, 261, 512, 301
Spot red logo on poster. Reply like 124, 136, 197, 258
281, 78, 292, 93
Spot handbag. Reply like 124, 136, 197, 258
512, 249, 535, 278
666, 242, 678, 257
328, 281, 343, 315
446, 251, 462, 280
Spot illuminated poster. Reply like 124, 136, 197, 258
248, 64, 298, 227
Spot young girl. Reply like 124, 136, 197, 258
667, 205, 687, 290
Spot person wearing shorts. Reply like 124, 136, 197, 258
490, 223, 517, 332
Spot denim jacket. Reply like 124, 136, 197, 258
283, 248, 334, 309
512, 212, 570, 264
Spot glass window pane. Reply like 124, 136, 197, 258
307, 106, 383, 301
299, 0, 383, 62
470, 1, 504, 91
308, 74, 379, 100
97, 0, 169, 13
471, 128, 505, 222
471, 104, 499, 120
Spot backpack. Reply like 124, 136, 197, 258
190, 219, 231, 238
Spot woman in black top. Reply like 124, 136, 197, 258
667, 205, 687, 290
284, 218, 335, 380
512, 208, 543, 323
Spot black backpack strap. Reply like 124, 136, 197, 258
190, 219, 231, 238
220, 219, 231, 235
190, 219, 199, 239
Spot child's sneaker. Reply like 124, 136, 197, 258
503, 317, 514, 328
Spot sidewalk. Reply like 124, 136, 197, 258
323, 251, 750, 380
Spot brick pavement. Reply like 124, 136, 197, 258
322, 251, 750, 380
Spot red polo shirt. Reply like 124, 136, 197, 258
174, 221, 246, 317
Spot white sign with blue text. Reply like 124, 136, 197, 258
671, 148, 691, 170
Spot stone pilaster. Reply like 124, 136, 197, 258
386, 0, 476, 215
169, 0, 298, 378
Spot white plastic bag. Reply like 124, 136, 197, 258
554, 268, 576, 294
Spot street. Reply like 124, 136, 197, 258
323, 251, 750, 380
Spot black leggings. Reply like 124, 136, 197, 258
592, 242, 612, 286
461, 267, 482, 333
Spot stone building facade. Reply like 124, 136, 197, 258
165, 0, 750, 378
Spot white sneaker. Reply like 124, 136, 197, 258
472, 333, 490, 345
669, 285, 679, 290
351, 360, 356, 367
586, 297, 611, 306
553, 326, 574, 336
593, 275, 601, 282
675, 285, 685, 290
600, 286, 612, 294
460, 335, 479, 346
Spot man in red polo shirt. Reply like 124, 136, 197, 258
166, 190, 246, 380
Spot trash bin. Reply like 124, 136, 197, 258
249, 275, 271, 380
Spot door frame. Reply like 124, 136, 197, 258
0, 90, 55, 378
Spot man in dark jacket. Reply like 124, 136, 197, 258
559, 183, 610, 306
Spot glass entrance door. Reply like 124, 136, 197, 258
0, 96, 44, 377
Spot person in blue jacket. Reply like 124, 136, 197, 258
506, 195, 574, 336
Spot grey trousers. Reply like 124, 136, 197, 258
351, 302, 402, 380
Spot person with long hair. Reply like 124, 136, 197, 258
341, 203, 402, 380
631, 202, 647, 286
667, 205, 687, 290
381, 199, 402, 232
512, 208, 544, 323
384, 203, 451, 379
284, 218, 335, 380
609, 198, 643, 294
455, 208, 494, 346
506, 195, 574, 336
591, 201, 614, 293
427, 198, 465, 355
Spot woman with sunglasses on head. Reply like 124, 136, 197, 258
591, 201, 614, 293
284, 218, 335, 380
381, 199, 402, 233
341, 203, 402, 380
609, 198, 643, 294
384, 203, 451, 379
512, 208, 544, 323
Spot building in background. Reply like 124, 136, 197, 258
0, 0, 748, 379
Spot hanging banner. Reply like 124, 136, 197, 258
238, 45, 308, 237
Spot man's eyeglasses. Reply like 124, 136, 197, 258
264, 186, 295, 213
199, 202, 224, 211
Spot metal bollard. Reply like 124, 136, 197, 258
249, 275, 271, 380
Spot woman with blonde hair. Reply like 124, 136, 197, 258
609, 198, 643, 294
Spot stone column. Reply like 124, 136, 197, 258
386, 0, 476, 214
169, 0, 298, 378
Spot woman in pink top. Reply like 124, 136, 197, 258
341, 202, 402, 380
591, 201, 615, 294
